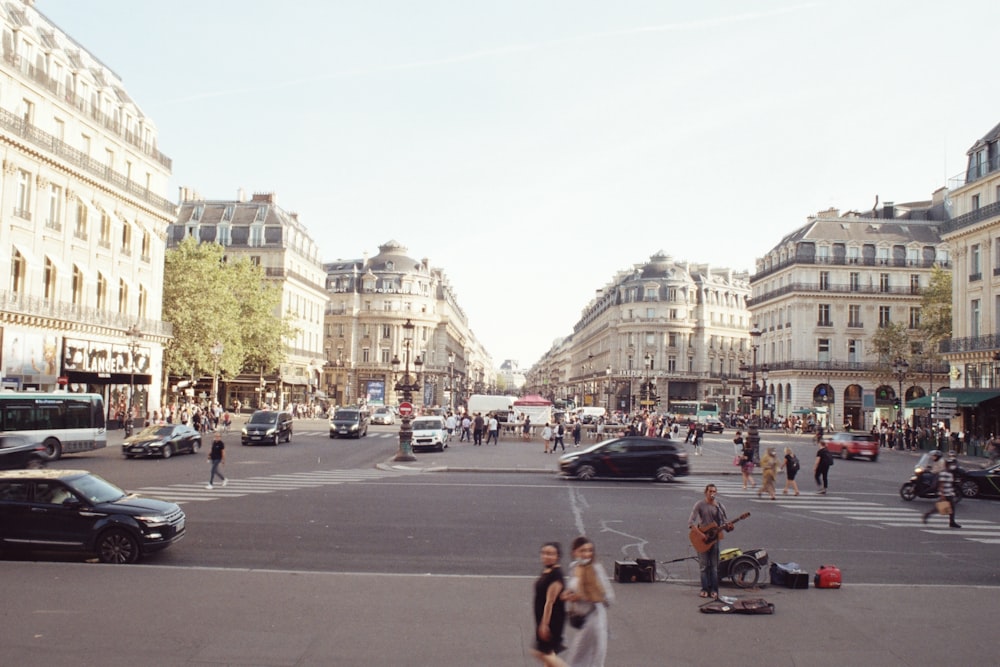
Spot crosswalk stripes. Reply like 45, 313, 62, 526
134, 468, 416, 504
706, 483, 1000, 545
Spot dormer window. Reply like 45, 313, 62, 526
254, 205, 267, 222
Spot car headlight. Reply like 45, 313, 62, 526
136, 514, 168, 528
241, 427, 249, 435
265, 427, 276, 435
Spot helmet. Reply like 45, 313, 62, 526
946, 457, 959, 470
929, 450, 943, 461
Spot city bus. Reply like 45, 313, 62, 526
669, 401, 720, 423
0, 392, 107, 460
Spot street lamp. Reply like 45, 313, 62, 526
124, 324, 142, 436
739, 325, 768, 462
605, 365, 612, 412
391, 319, 422, 462
892, 356, 909, 427
641, 353, 654, 411
210, 341, 224, 407
448, 351, 455, 413
720, 374, 729, 415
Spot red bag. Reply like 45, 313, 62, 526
814, 565, 842, 589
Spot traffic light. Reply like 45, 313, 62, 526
893, 398, 901, 409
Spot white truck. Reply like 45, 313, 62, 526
466, 394, 516, 421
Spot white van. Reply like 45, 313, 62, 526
574, 406, 607, 423
411, 416, 447, 452
466, 395, 516, 421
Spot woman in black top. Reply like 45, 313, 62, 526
532, 542, 568, 666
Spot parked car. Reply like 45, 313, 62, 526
956, 462, 1000, 499
559, 437, 689, 482
411, 416, 447, 452
0, 435, 47, 470
0, 469, 186, 564
122, 424, 202, 459
822, 432, 879, 461
704, 418, 725, 433
329, 408, 370, 439
241, 410, 293, 446
371, 407, 396, 425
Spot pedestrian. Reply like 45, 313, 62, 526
541, 423, 553, 454
460, 415, 472, 442
733, 430, 744, 460
206, 430, 228, 490
553, 422, 566, 452
780, 446, 801, 496
740, 441, 757, 490
487, 414, 499, 445
922, 457, 962, 528
814, 438, 834, 494
688, 484, 735, 599
759, 447, 778, 500
693, 423, 704, 456
987, 433, 1000, 465
473, 412, 485, 446
562, 536, 614, 667
572, 420, 582, 447
522, 415, 533, 441
532, 542, 569, 667
445, 412, 456, 443
222, 410, 232, 433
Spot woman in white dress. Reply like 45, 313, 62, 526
562, 536, 614, 666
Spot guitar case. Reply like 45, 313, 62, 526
699, 597, 775, 614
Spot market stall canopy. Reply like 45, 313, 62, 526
513, 394, 553, 406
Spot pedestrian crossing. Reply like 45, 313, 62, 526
134, 468, 417, 504
708, 481, 1000, 545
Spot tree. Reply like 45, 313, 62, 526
919, 266, 952, 352
869, 322, 911, 379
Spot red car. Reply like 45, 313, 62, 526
822, 432, 879, 461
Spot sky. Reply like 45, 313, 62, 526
37, 0, 1000, 369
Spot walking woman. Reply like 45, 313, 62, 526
740, 442, 757, 490
759, 447, 778, 500
541, 423, 553, 454
562, 536, 615, 667
780, 446, 801, 495
532, 542, 569, 667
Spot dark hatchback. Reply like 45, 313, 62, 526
241, 410, 293, 446
329, 408, 370, 439
122, 424, 203, 459
559, 437, 690, 482
0, 469, 185, 564
0, 435, 47, 470
958, 462, 1000, 499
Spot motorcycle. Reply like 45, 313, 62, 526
899, 452, 970, 502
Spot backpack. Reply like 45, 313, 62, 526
789, 455, 800, 472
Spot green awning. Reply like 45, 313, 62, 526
906, 389, 1000, 409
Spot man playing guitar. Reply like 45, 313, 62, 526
688, 484, 734, 599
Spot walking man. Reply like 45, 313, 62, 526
207, 430, 228, 490
552, 422, 566, 452
486, 414, 500, 445
814, 439, 833, 494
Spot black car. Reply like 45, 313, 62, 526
241, 410, 294, 446
0, 469, 186, 564
704, 418, 725, 433
558, 437, 690, 482
329, 408, 370, 439
0, 435, 47, 470
958, 462, 1000, 499
122, 424, 203, 459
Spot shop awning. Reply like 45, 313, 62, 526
906, 389, 1000, 408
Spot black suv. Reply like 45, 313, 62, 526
0, 469, 185, 563
241, 410, 293, 446
558, 437, 689, 483
329, 408, 370, 439
0, 435, 47, 470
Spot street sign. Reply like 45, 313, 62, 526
398, 401, 414, 417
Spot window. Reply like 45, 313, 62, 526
818, 338, 830, 362
21, 98, 34, 125
381, 324, 391, 338
383, 301, 392, 312
645, 332, 655, 345
847, 246, 859, 263
668, 332, 677, 347
141, 230, 151, 261
47, 184, 63, 228
877, 247, 889, 264
644, 287, 657, 300
646, 307, 655, 318
879, 273, 890, 292
878, 306, 891, 327
848, 304, 862, 328
254, 205, 267, 222
818, 304, 832, 327
380, 348, 390, 363
667, 356, 677, 372
847, 339, 860, 363
249, 224, 263, 247
99, 212, 112, 247
361, 324, 371, 338
138, 285, 148, 319
15, 170, 32, 219
11, 250, 25, 293
118, 279, 128, 313
819, 271, 830, 290
362, 348, 370, 363
909, 307, 920, 329
971, 244, 982, 279
910, 274, 920, 294
81, 133, 91, 156
54, 118, 65, 142
75, 201, 88, 240
71, 266, 83, 305
96, 273, 107, 310
907, 247, 920, 265
972, 193, 981, 210
971, 299, 981, 336
223, 205, 234, 221
121, 222, 132, 255
849, 272, 860, 291
43, 257, 56, 301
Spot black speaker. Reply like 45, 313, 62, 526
614, 559, 655, 583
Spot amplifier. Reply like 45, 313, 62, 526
614, 559, 655, 583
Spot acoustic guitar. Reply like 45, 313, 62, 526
689, 512, 750, 553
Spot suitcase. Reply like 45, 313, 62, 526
814, 564, 842, 589
770, 561, 808, 589
614, 559, 655, 583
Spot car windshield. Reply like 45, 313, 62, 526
250, 412, 277, 424
412, 419, 441, 430
334, 411, 359, 420
134, 425, 174, 438
66, 473, 126, 504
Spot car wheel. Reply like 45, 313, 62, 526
900, 482, 917, 501
730, 558, 760, 588
41, 437, 62, 461
330, 432, 336, 439
286, 430, 292, 443
870, 454, 878, 462
438, 443, 444, 452
273, 434, 280, 446
192, 439, 201, 454
97, 528, 140, 564
960, 479, 980, 498
162, 444, 173, 459
655, 466, 676, 483
576, 465, 597, 481
840, 448, 850, 460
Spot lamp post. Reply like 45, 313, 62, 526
892, 356, 909, 427
720, 374, 729, 417
124, 324, 142, 436
739, 325, 768, 462
448, 351, 455, 413
210, 341, 224, 407
605, 365, 612, 413
392, 319, 422, 462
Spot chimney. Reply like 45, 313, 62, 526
883, 201, 895, 219
237, 187, 247, 202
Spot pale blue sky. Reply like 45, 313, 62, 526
37, 0, 1000, 368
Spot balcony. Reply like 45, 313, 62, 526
940, 334, 1000, 355
969, 272, 983, 282
0, 288, 172, 336
751, 281, 925, 306
752, 256, 949, 282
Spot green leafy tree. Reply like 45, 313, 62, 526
869, 322, 912, 380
